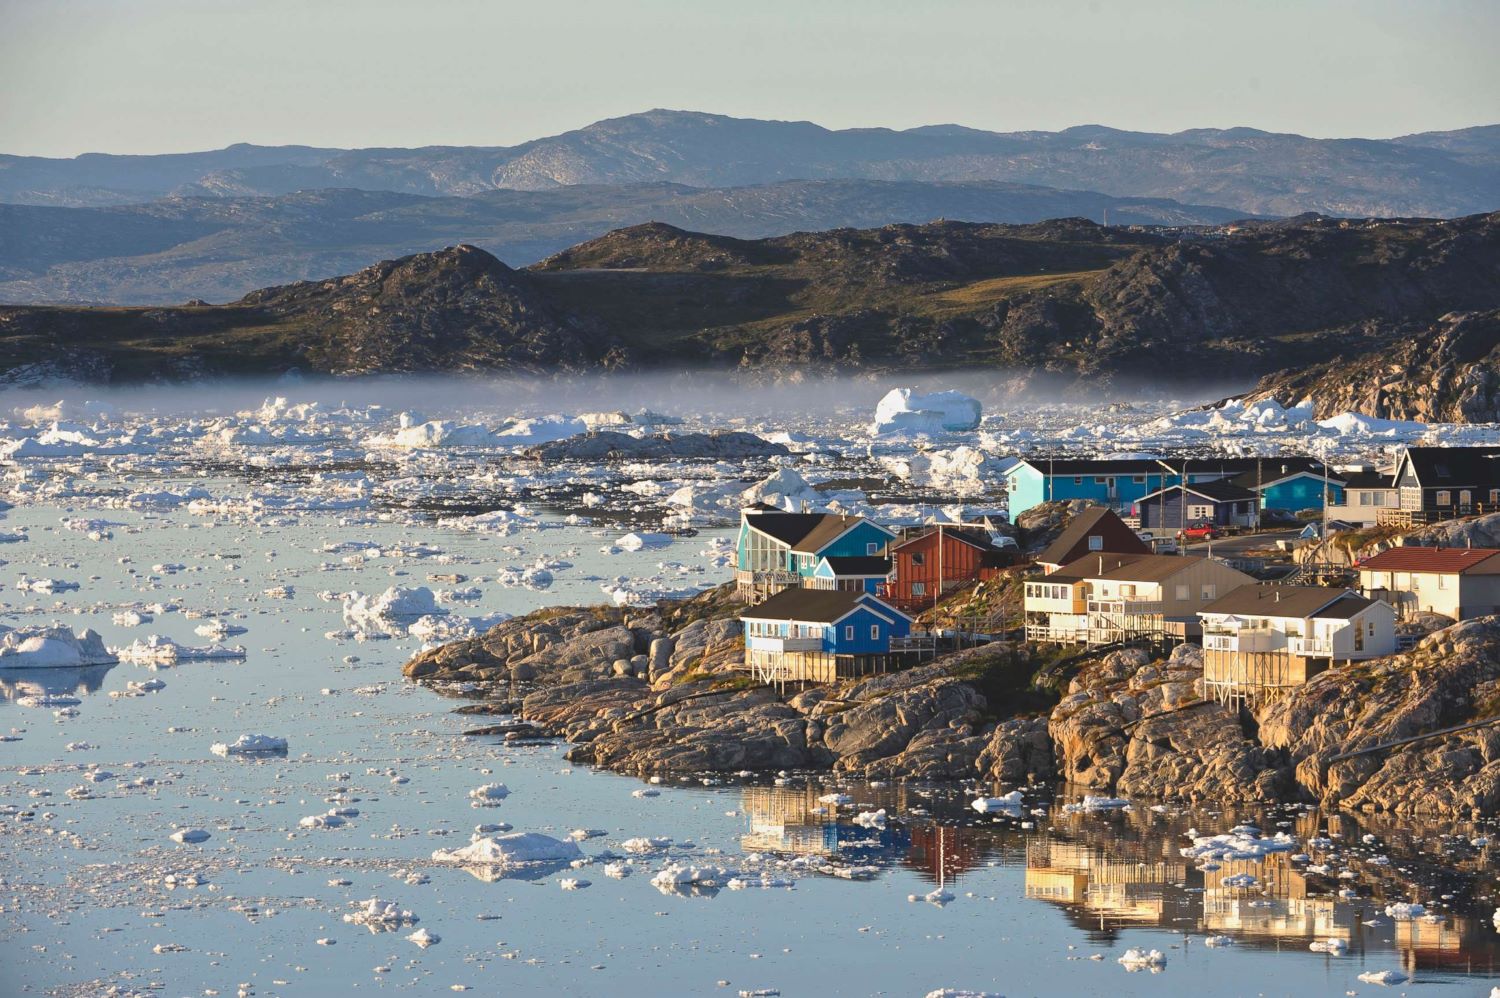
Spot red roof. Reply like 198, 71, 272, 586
1358, 546, 1500, 574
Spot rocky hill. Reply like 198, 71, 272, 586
2, 211, 1496, 386
1247, 310, 1500, 422
4, 110, 1496, 217
0, 180, 1254, 305
0, 244, 601, 380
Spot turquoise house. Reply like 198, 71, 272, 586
735, 510, 897, 600
1230, 468, 1346, 512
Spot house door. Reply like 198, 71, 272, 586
1354, 625, 1364, 652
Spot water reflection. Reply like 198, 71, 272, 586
739, 783, 1499, 980
0, 662, 117, 707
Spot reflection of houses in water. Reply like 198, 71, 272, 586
906, 825, 988, 885
1024, 836, 1200, 936
739, 786, 909, 863
1204, 851, 1361, 943
0, 663, 117, 705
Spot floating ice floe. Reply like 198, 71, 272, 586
170, 828, 211, 844
407, 927, 440, 948
431, 832, 583, 872
468, 783, 510, 806
0, 625, 115, 669
1356, 970, 1407, 986
613, 531, 673, 553
343, 586, 442, 623
1309, 938, 1348, 954
115, 635, 247, 664
1117, 948, 1166, 971
16, 575, 80, 593
344, 898, 419, 929
1384, 902, 1426, 920
210, 733, 288, 756
1180, 826, 1296, 862
872, 388, 983, 435
971, 791, 1024, 815
1062, 795, 1130, 814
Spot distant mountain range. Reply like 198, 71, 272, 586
3, 212, 1495, 392
5, 111, 1498, 217
0, 180, 1256, 305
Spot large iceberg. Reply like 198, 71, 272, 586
873, 389, 983, 435
0, 625, 115, 669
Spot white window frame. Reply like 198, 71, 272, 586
844, 625, 854, 641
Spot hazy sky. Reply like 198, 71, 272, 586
3, 0, 1496, 157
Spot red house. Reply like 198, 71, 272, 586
881, 526, 1004, 611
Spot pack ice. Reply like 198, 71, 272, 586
0, 624, 114, 668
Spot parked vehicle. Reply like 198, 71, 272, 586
1183, 521, 1216, 541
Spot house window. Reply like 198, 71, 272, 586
1201, 584, 1217, 600
1088, 535, 1103, 551
1461, 490, 1473, 506
1175, 584, 1189, 600
1438, 574, 1449, 590
1073, 476, 1083, 485
1368, 621, 1375, 636
867, 542, 879, 555
1436, 490, 1452, 506
1132, 475, 1146, 484
1189, 504, 1214, 520
844, 625, 854, 641
912, 552, 925, 566
870, 625, 880, 640
911, 583, 926, 596
1491, 490, 1500, 505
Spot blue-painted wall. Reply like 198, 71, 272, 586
742, 599, 910, 654
1261, 476, 1345, 511
1006, 463, 1191, 517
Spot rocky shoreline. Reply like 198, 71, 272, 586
402, 584, 1500, 818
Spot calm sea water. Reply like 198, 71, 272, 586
2, 489, 1497, 997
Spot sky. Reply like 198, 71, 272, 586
2, 0, 1496, 157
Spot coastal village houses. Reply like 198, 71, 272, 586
740, 588, 914, 686
1004, 455, 1335, 521
1386, 445, 1500, 525
1135, 481, 1259, 532
1024, 553, 1254, 646
734, 509, 897, 601
879, 525, 1007, 611
1357, 546, 1500, 620
1323, 468, 1400, 525
1198, 586, 1395, 705
1035, 507, 1152, 574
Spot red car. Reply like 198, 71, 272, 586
1182, 521, 1216, 541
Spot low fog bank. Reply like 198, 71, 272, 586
0, 368, 1254, 422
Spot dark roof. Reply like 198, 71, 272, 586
1229, 464, 1346, 490
1338, 469, 1396, 490
1036, 507, 1151, 567
820, 556, 892, 576
790, 514, 888, 554
1049, 552, 1214, 583
742, 511, 829, 546
1401, 446, 1500, 486
1358, 546, 1500, 575
1200, 585, 1373, 619
740, 588, 904, 624
1139, 479, 1257, 503
1017, 455, 1326, 480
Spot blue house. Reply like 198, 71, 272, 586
808, 555, 892, 594
1006, 455, 1337, 519
1230, 466, 1346, 512
741, 588, 914, 685
735, 510, 897, 600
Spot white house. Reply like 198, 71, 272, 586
1357, 545, 1500, 620
1197, 585, 1395, 705
1024, 552, 1254, 646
